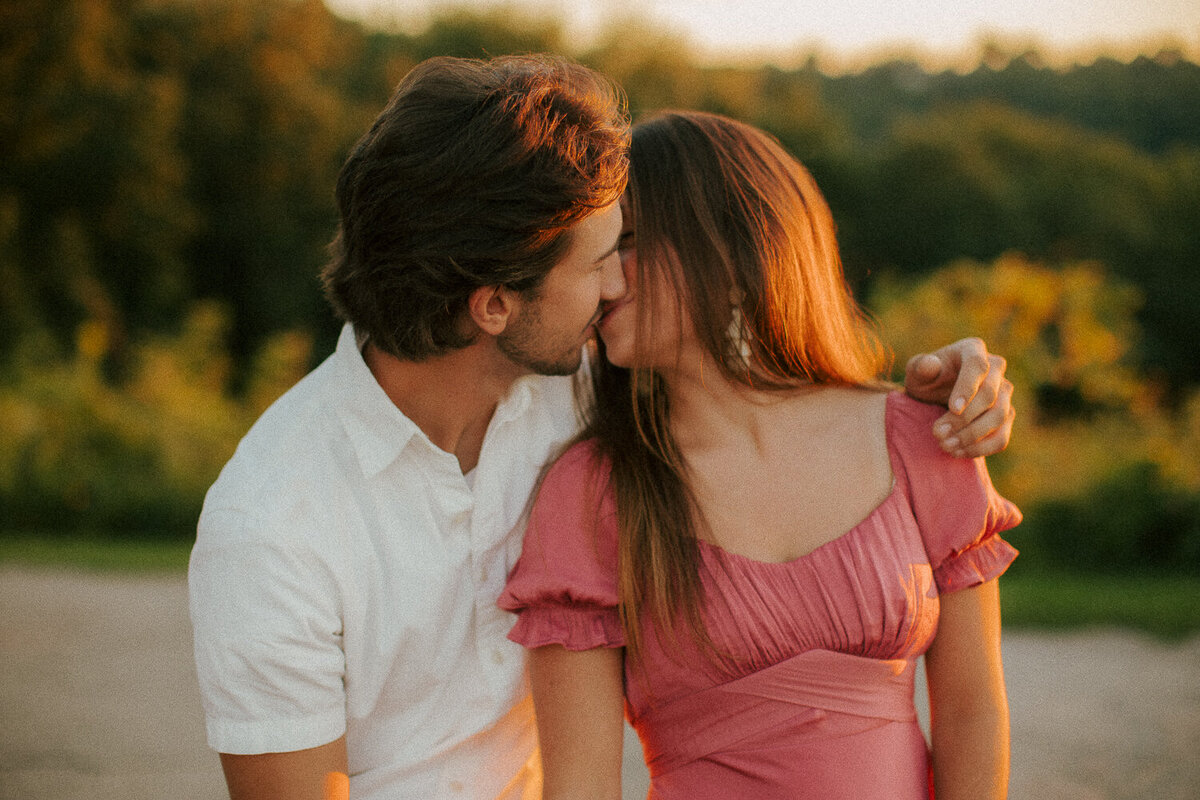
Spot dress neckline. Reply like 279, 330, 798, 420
695, 391, 907, 567
696, 480, 902, 567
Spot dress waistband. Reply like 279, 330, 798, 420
633, 649, 918, 777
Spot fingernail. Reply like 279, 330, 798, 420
943, 437, 960, 450
934, 423, 952, 437
952, 397, 966, 413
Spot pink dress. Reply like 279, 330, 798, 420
499, 392, 1020, 799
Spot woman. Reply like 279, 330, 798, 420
499, 111, 1019, 799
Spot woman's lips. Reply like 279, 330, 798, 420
598, 297, 632, 330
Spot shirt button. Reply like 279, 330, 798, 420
491, 649, 505, 665
449, 780, 464, 792
479, 566, 489, 583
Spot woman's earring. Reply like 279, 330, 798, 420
727, 287, 752, 369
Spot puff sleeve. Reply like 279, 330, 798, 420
498, 440, 625, 650
888, 393, 1021, 594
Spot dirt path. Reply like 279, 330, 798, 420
2, 565, 1197, 799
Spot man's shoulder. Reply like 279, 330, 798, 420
201, 359, 350, 533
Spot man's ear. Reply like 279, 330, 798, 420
466, 285, 518, 337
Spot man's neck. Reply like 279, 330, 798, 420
363, 339, 527, 474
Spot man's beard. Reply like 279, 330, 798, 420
496, 301, 591, 377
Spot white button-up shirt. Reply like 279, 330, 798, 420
189, 324, 582, 799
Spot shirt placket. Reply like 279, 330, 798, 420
468, 396, 531, 695
429, 450, 497, 711
468, 470, 511, 683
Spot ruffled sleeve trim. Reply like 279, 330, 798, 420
498, 440, 623, 650
886, 392, 1021, 594
507, 603, 625, 651
933, 535, 1019, 594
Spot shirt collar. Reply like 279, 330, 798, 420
326, 324, 548, 479
327, 323, 422, 479
493, 375, 535, 425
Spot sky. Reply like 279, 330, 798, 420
325, 0, 1199, 68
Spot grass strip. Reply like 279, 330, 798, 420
3, 534, 1198, 640
1001, 570, 1200, 641
0, 533, 194, 573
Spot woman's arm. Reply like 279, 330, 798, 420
924, 578, 1010, 800
528, 644, 626, 800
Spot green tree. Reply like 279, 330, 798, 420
873, 254, 1200, 572
820, 50, 1200, 154
0, 0, 194, 363
0, 303, 311, 535
405, 7, 568, 62
875, 253, 1143, 421
156, 0, 373, 362
584, 21, 705, 116
843, 103, 1199, 388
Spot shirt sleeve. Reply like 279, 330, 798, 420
498, 441, 625, 651
188, 504, 347, 755
888, 393, 1021, 594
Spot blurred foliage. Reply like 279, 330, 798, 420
835, 103, 1200, 387
0, 303, 310, 534
876, 256, 1200, 574
875, 254, 1144, 423
820, 49, 1200, 154
1017, 461, 1200, 574
0, 0, 1197, 559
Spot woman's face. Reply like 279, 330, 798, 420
596, 193, 694, 370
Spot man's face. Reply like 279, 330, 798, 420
498, 201, 625, 375
597, 193, 694, 371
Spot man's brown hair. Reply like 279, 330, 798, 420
322, 54, 629, 360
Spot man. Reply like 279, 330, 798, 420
189, 54, 1014, 800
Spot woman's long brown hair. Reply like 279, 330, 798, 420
581, 111, 890, 666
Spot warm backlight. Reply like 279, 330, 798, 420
325, 771, 350, 800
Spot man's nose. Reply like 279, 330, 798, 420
601, 255, 627, 301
